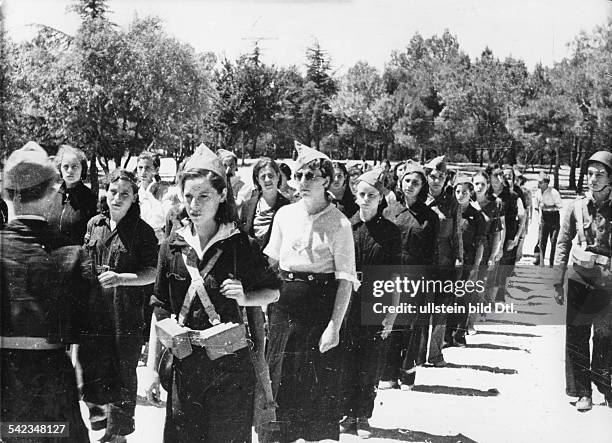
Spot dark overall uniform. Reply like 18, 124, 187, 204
381, 201, 439, 383
492, 185, 521, 302
342, 210, 401, 418
82, 207, 158, 437
46, 181, 98, 247
1, 218, 98, 443
151, 224, 279, 443
555, 193, 612, 403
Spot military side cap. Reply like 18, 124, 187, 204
402, 160, 426, 178
424, 155, 447, 172
454, 173, 473, 187
3, 141, 58, 190
183, 143, 226, 180
356, 167, 385, 192
294, 140, 330, 170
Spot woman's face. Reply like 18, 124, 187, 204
182, 176, 226, 226
401, 173, 423, 200
473, 175, 489, 197
107, 179, 137, 221
330, 167, 346, 192
60, 152, 82, 186
257, 166, 279, 193
137, 158, 158, 185
355, 180, 382, 211
427, 170, 446, 195
296, 167, 328, 199
455, 183, 472, 205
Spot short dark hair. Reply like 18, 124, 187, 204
252, 157, 281, 192
105, 169, 140, 216
4, 179, 54, 204
55, 145, 88, 180
178, 169, 232, 224
278, 163, 292, 181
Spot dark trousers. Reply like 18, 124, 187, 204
342, 297, 387, 419
164, 347, 255, 443
492, 242, 518, 302
538, 211, 560, 267
265, 280, 343, 443
86, 334, 142, 436
565, 278, 612, 399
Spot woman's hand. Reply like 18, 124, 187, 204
98, 271, 124, 289
319, 322, 340, 353
381, 317, 394, 340
220, 275, 247, 305
142, 367, 161, 405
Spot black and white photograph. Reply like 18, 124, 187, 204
1, 0, 612, 442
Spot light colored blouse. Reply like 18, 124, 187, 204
264, 200, 359, 288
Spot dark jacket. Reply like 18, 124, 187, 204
151, 224, 280, 330
0, 198, 8, 229
497, 185, 520, 243
351, 210, 401, 270
382, 201, 439, 267
239, 191, 290, 250
46, 181, 98, 246
84, 206, 158, 337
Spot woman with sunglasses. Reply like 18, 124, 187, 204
379, 161, 439, 390
330, 161, 359, 218
263, 143, 358, 442
81, 169, 158, 443
145, 145, 280, 442
239, 157, 290, 250
47, 145, 98, 246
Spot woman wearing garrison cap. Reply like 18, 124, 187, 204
378, 161, 439, 389
145, 144, 280, 442
339, 167, 401, 438
263, 141, 358, 442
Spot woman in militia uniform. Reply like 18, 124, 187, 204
1, 142, 103, 443
263, 142, 359, 442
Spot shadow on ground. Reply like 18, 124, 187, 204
474, 330, 540, 338
411, 385, 500, 397
438, 362, 518, 375
464, 343, 527, 352
365, 427, 479, 442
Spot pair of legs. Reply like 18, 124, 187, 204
538, 211, 560, 267
565, 278, 612, 407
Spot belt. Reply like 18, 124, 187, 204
0, 336, 64, 350
279, 270, 335, 285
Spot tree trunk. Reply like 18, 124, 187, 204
554, 141, 560, 190
123, 152, 132, 169
569, 136, 578, 190
89, 150, 99, 200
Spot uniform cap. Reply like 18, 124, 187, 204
356, 167, 385, 192
424, 155, 447, 172
294, 140, 330, 171
587, 151, 612, 172
3, 141, 58, 191
401, 160, 426, 179
183, 143, 226, 180
454, 173, 473, 187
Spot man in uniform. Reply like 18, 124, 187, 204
533, 172, 563, 267
555, 150, 612, 412
1, 142, 95, 442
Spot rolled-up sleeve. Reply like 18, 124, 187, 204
555, 200, 577, 266
331, 218, 359, 290
151, 241, 172, 320
263, 211, 282, 262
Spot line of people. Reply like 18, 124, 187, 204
2, 141, 611, 443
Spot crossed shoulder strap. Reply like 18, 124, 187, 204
178, 248, 224, 326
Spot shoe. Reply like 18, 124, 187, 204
339, 416, 357, 434
453, 332, 467, 347
400, 383, 414, 391
400, 367, 416, 388
98, 434, 127, 443
467, 327, 477, 336
427, 358, 447, 368
377, 380, 399, 390
356, 417, 372, 439
576, 396, 593, 412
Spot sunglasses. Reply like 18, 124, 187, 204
294, 170, 321, 182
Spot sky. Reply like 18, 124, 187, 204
4, 0, 612, 73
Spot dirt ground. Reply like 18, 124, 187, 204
83, 187, 611, 443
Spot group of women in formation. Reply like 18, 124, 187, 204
3, 138, 610, 443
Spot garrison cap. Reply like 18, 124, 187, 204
3, 141, 58, 191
